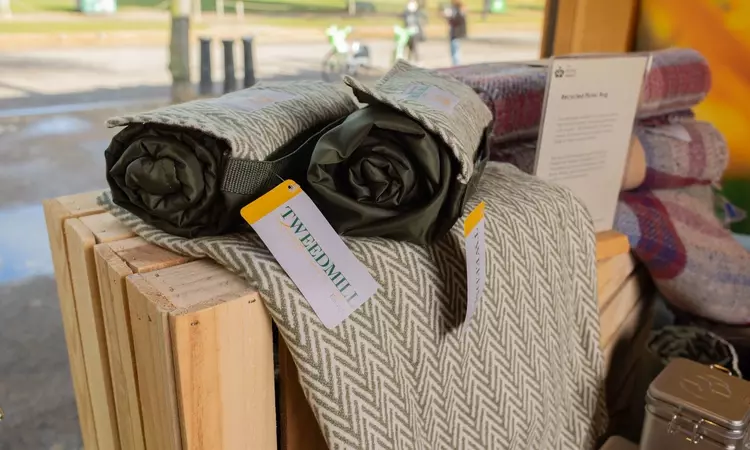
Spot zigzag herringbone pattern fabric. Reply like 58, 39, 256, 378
107, 81, 357, 160
345, 61, 492, 183
100, 163, 607, 450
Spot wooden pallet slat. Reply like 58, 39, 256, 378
42, 197, 102, 450
279, 338, 328, 450
127, 259, 277, 450
65, 217, 126, 450
95, 244, 147, 450
599, 269, 649, 350
127, 275, 183, 450
94, 235, 193, 450
597, 252, 638, 311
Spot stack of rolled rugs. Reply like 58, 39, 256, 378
438, 48, 750, 326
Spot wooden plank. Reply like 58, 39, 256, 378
42, 197, 103, 450
65, 218, 122, 450
111, 237, 193, 274
602, 294, 654, 372
599, 270, 647, 349
81, 212, 135, 243
550, 0, 639, 55
596, 231, 630, 262
55, 189, 107, 217
95, 245, 146, 450
94, 238, 191, 450
127, 275, 183, 450
128, 260, 277, 450
597, 252, 637, 311
279, 338, 328, 450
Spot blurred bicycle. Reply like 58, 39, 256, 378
393, 25, 419, 64
321, 25, 372, 82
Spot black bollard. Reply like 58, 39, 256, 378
222, 39, 236, 94
242, 36, 256, 88
199, 37, 213, 96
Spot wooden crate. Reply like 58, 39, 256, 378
44, 191, 645, 450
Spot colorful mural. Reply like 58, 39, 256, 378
636, 0, 750, 232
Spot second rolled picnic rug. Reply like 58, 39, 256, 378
437, 48, 711, 143
100, 162, 607, 450
104, 81, 358, 238
306, 61, 492, 244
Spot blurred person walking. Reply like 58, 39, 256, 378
443, 0, 467, 66
403, 0, 424, 62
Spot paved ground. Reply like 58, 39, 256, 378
0, 34, 539, 450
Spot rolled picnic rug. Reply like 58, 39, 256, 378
488, 117, 726, 192
104, 82, 358, 238
306, 60, 492, 244
436, 48, 711, 143
635, 120, 728, 190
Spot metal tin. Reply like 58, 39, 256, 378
641, 358, 750, 449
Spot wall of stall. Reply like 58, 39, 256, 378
635, 0, 750, 232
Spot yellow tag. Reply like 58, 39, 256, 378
464, 201, 487, 325
240, 180, 301, 225
464, 201, 486, 237
239, 180, 380, 329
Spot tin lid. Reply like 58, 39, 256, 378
648, 358, 750, 431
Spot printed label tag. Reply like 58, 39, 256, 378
646, 124, 692, 142
241, 180, 380, 329
220, 89, 299, 113
400, 84, 460, 114
464, 202, 486, 325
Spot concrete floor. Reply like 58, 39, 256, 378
0, 34, 539, 450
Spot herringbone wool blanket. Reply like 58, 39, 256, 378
437, 48, 711, 143
100, 162, 608, 449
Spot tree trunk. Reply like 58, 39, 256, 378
347, 0, 356, 16
0, 0, 11, 18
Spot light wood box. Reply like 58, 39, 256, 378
43, 191, 650, 450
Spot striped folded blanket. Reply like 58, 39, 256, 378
437, 48, 711, 143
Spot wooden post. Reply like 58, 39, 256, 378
170, 0, 193, 103
216, 0, 224, 17
541, 0, 639, 55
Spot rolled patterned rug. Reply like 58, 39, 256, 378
104, 82, 358, 238
306, 61, 492, 244
437, 48, 711, 143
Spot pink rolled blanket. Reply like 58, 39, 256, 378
438, 48, 711, 143
636, 120, 729, 190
